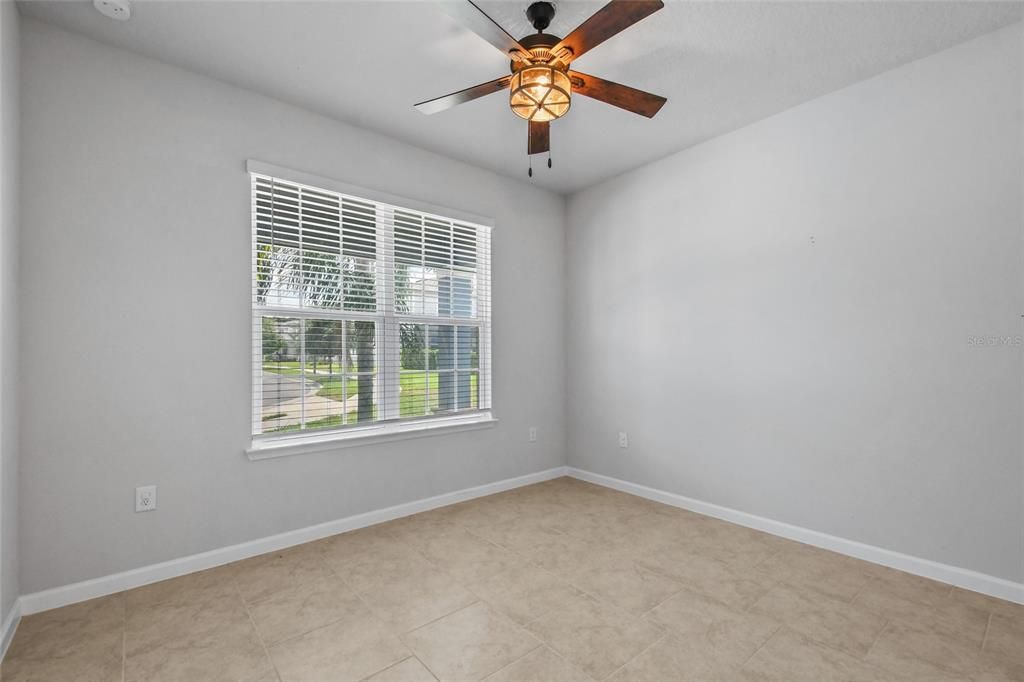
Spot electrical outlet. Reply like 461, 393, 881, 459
618, 431, 629, 448
529, 427, 537, 442
135, 485, 157, 512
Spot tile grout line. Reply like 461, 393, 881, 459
394, 601, 485, 682
383, 506, 564, 680
478, 640, 545, 682
398, 596, 484, 640
500, 518, 681, 680
863, 619, 891, 660
980, 611, 992, 652
602, 631, 667, 681
847, 578, 871, 606
253, 549, 379, 652
307, 547, 443, 658
491, 639, 591, 682
359, 655, 438, 682
233, 571, 280, 681
410, 653, 439, 682
736, 622, 784, 671
632, 580, 686, 622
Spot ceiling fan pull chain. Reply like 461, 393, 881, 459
548, 150, 552, 169
528, 156, 533, 178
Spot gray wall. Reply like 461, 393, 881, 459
0, 0, 19, 621
567, 24, 1024, 582
19, 18, 566, 594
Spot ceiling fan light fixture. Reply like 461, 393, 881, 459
510, 64, 571, 122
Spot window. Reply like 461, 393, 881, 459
251, 170, 492, 444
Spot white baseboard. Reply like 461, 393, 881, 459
18, 463, 1022, 619
567, 467, 1024, 606
1, 597, 21, 661
18, 466, 569, 616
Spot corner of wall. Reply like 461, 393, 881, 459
0, 0, 22, 631
561, 191, 573, 471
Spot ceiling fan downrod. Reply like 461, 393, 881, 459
526, 2, 555, 33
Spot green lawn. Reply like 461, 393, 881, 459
397, 372, 479, 416
264, 413, 350, 434
263, 365, 479, 432
262, 364, 362, 401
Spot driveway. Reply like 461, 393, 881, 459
261, 372, 362, 429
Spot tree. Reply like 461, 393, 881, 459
400, 324, 425, 370
304, 318, 338, 374
342, 258, 377, 422
349, 320, 376, 422
262, 317, 286, 360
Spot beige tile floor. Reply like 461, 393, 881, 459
3, 477, 1023, 681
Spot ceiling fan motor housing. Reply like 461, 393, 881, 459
516, 33, 562, 66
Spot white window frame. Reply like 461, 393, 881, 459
246, 161, 495, 459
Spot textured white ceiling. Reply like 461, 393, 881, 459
18, 0, 1024, 193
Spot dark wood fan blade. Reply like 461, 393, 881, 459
552, 0, 663, 63
415, 76, 511, 115
569, 71, 666, 118
528, 120, 550, 154
437, 1, 531, 60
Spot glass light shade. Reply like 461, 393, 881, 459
509, 65, 571, 122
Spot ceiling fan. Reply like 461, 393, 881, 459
415, 0, 667, 174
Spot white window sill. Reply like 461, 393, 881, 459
246, 412, 498, 461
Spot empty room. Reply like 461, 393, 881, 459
0, 0, 1022, 679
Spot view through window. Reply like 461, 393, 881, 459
251, 173, 492, 438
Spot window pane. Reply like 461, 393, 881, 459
457, 371, 479, 410
400, 270, 476, 320
343, 257, 376, 312
301, 249, 343, 309
258, 316, 377, 434
345, 320, 376, 372
303, 319, 347, 428
260, 317, 303, 431
449, 274, 475, 319
302, 367, 347, 431
400, 323, 427, 417
400, 373, 428, 417
419, 271, 476, 320
396, 264, 436, 316
394, 263, 416, 315
257, 245, 302, 307
429, 325, 454, 414
345, 320, 377, 424
305, 319, 343, 371
400, 323, 426, 370
422, 267, 442, 317
457, 326, 479, 369
429, 325, 454, 371
387, 206, 480, 321
347, 374, 377, 424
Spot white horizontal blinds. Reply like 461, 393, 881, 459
254, 177, 377, 311
251, 172, 491, 438
393, 210, 489, 419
